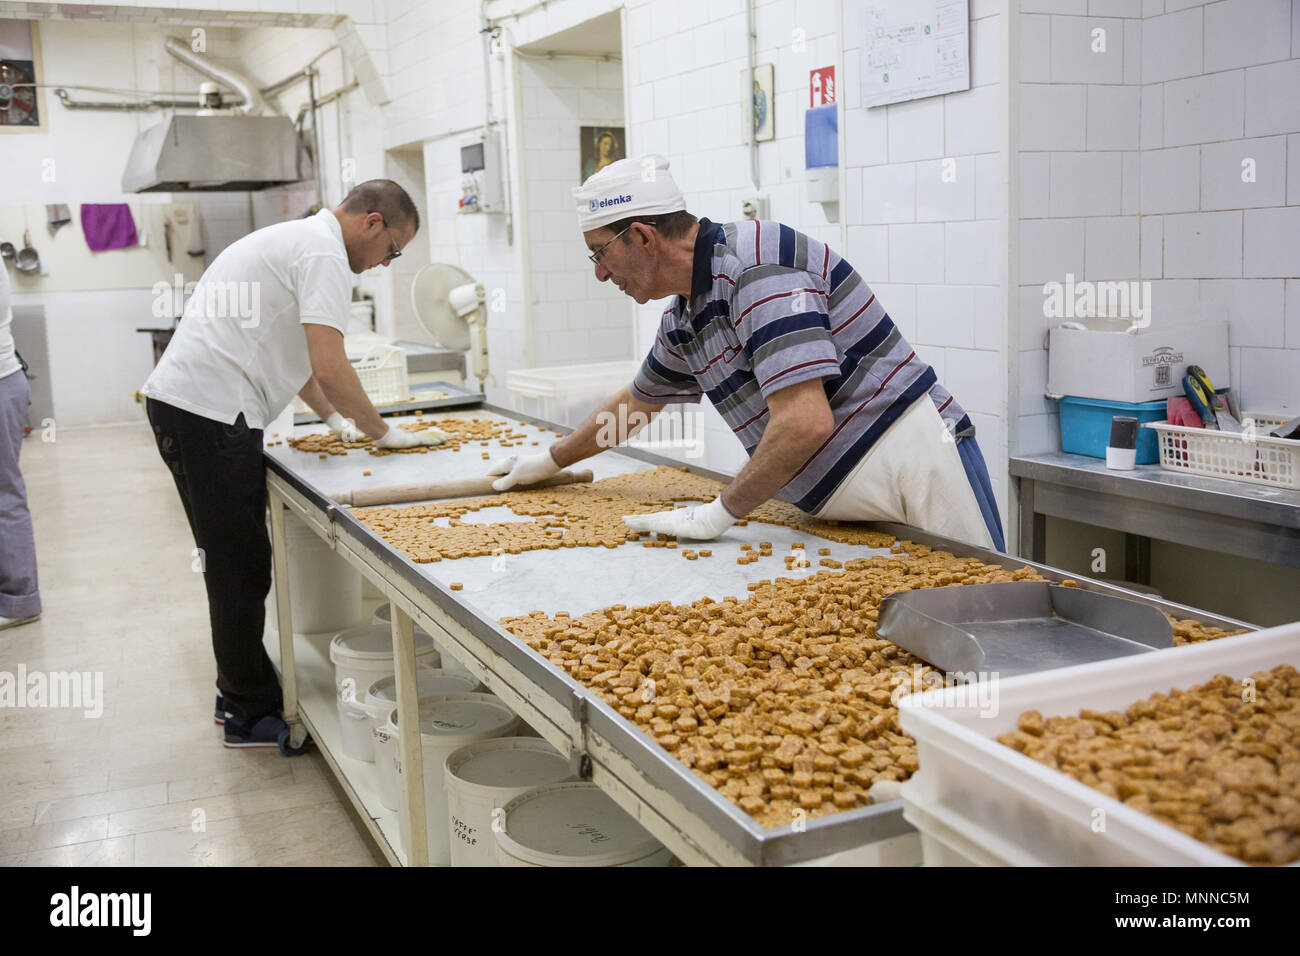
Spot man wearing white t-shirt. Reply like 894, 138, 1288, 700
0, 263, 41, 631
142, 179, 439, 750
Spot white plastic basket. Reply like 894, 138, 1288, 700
897, 622, 1295, 867
352, 344, 410, 407
1143, 411, 1298, 490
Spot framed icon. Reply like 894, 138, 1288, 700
580, 126, 626, 182
739, 63, 774, 143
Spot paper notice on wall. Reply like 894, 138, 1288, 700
860, 0, 970, 108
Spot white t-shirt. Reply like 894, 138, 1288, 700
0, 264, 20, 381
142, 208, 352, 429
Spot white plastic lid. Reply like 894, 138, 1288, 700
392, 693, 517, 745
446, 738, 573, 790
497, 782, 664, 866
371, 603, 434, 640
329, 624, 436, 663
365, 669, 478, 704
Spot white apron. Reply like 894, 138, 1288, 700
813, 395, 995, 550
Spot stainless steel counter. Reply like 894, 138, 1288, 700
264, 411, 1257, 866
1011, 452, 1300, 572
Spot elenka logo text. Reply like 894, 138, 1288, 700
588, 193, 632, 211
50, 886, 151, 936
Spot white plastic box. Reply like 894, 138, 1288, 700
1047, 319, 1229, 404
897, 622, 1298, 867
505, 361, 640, 428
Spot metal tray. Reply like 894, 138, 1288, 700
877, 582, 1174, 677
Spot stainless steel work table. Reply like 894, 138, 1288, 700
1011, 453, 1300, 578
264, 407, 1255, 866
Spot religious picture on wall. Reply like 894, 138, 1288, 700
580, 126, 625, 182
739, 63, 775, 143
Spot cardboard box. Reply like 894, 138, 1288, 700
1046, 319, 1230, 404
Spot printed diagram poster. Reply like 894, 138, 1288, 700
860, 0, 969, 108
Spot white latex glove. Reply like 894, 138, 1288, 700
376, 425, 447, 449
326, 413, 366, 443
487, 449, 561, 491
622, 497, 738, 540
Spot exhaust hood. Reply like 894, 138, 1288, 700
122, 113, 305, 193
121, 37, 308, 193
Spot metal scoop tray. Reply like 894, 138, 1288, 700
877, 582, 1174, 677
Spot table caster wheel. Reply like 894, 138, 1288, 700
278, 724, 312, 756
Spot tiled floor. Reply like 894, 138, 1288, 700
1, 421, 380, 866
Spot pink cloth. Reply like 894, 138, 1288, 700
1166, 396, 1203, 428
80, 204, 138, 251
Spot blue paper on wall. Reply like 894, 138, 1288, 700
804, 104, 838, 169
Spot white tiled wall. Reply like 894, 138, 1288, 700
843, 4, 1010, 513
1017, 0, 1300, 462
517, 55, 632, 368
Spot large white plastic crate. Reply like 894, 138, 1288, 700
897, 622, 1297, 867
505, 361, 640, 428
1143, 411, 1298, 490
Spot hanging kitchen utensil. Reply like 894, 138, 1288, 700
0, 240, 14, 260
15, 229, 40, 274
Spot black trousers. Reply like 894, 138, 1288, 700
146, 398, 282, 721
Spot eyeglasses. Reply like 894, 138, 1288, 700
588, 225, 631, 265
588, 220, 656, 265
369, 212, 402, 264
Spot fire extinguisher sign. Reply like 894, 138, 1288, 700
810, 66, 836, 107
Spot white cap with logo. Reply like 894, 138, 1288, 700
572, 153, 686, 232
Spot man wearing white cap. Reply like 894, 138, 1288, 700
488, 155, 1004, 551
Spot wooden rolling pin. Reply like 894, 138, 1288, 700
331, 468, 594, 507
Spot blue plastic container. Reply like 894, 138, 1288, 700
1058, 396, 1165, 464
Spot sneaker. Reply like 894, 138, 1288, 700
0, 614, 40, 631
223, 713, 288, 749
214, 694, 231, 725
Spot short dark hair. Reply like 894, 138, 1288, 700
602, 210, 697, 241
339, 179, 420, 235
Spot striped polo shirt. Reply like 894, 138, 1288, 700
630, 218, 974, 514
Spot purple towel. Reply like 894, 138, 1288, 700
80, 203, 139, 251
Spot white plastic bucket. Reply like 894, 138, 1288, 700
329, 623, 438, 699
495, 782, 673, 867
372, 602, 435, 637
395, 694, 519, 865
372, 604, 476, 682
366, 669, 480, 712
374, 711, 401, 811
443, 738, 575, 867
365, 669, 480, 787
285, 512, 362, 633
341, 668, 478, 764
338, 693, 389, 762
433, 641, 476, 682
